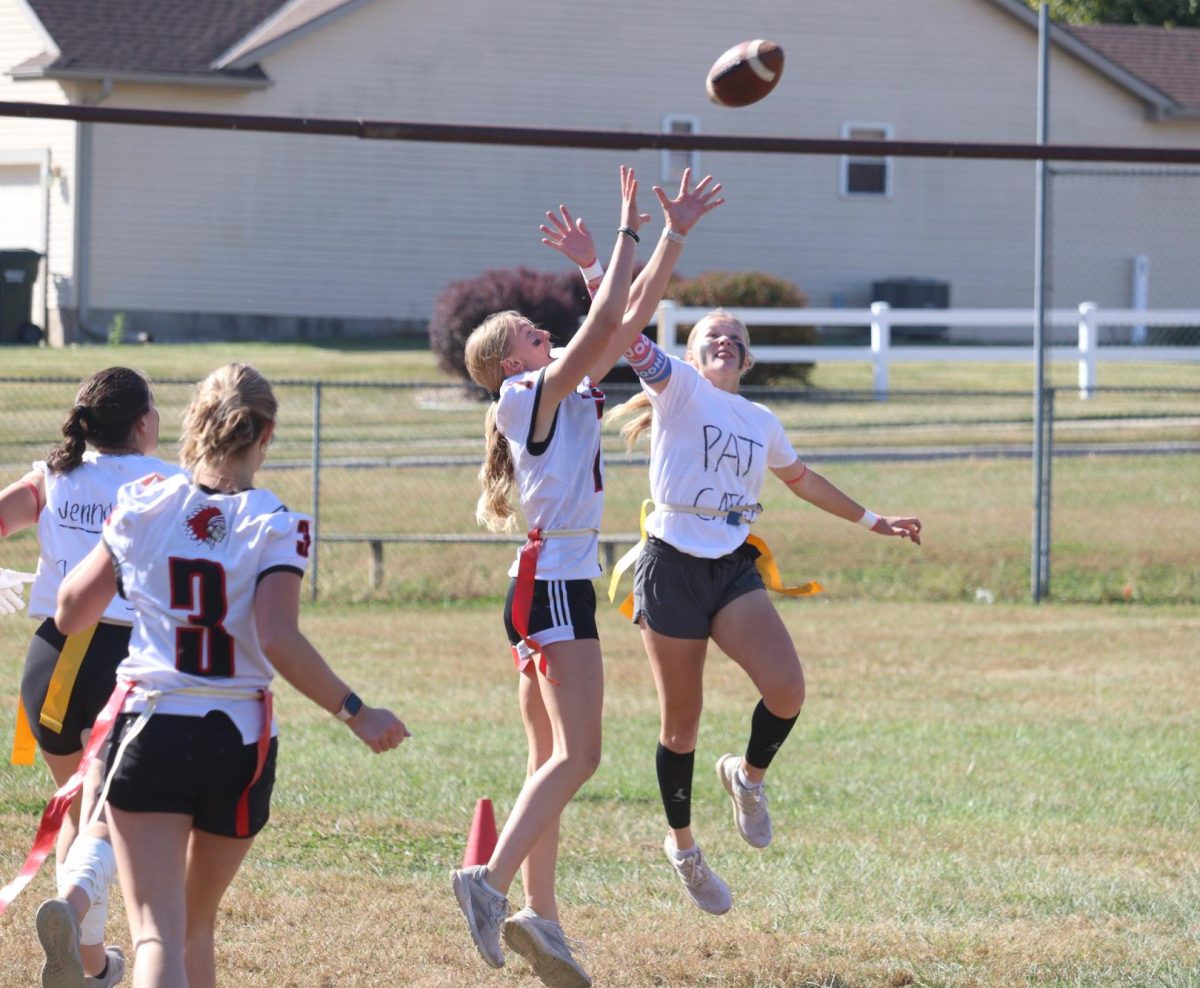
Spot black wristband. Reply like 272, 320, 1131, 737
618, 226, 640, 243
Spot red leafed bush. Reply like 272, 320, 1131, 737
430, 268, 589, 383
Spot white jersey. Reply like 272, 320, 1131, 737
495, 359, 605, 581
642, 356, 799, 559
28, 451, 181, 621
103, 474, 312, 744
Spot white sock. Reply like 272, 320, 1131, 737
736, 765, 761, 791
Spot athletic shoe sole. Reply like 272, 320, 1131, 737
450, 870, 504, 969
36, 898, 85, 988
503, 917, 592, 988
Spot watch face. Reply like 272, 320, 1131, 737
344, 692, 363, 717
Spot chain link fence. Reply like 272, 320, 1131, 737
2, 375, 1196, 605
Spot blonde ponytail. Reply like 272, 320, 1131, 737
179, 364, 276, 472
476, 401, 517, 532
606, 392, 654, 450
465, 311, 525, 532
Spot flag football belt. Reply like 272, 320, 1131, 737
512, 526, 599, 684
0, 680, 272, 917
607, 499, 823, 619
10, 620, 129, 767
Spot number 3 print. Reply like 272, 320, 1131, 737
169, 557, 234, 676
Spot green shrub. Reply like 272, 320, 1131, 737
667, 271, 815, 386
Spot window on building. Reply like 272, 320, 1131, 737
661, 115, 700, 185
840, 123, 893, 197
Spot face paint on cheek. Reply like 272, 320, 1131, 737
734, 340, 747, 368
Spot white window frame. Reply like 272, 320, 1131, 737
839, 122, 893, 199
660, 114, 700, 185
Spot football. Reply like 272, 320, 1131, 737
705, 39, 785, 108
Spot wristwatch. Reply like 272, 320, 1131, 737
335, 691, 363, 722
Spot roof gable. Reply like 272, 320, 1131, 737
12, 0, 288, 82
983, 0, 1199, 117
1068, 23, 1200, 112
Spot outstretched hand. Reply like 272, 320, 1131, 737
871, 516, 922, 546
541, 205, 597, 268
0, 567, 36, 616
653, 167, 725, 238
618, 164, 650, 238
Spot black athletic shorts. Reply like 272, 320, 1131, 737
104, 710, 277, 839
20, 618, 131, 755
504, 577, 599, 660
632, 536, 764, 640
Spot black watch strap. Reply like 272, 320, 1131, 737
335, 691, 363, 722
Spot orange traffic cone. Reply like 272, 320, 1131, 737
462, 798, 498, 868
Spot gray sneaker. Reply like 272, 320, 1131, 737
662, 835, 732, 915
717, 753, 772, 848
36, 897, 84, 988
84, 947, 125, 987
504, 908, 592, 988
451, 865, 509, 968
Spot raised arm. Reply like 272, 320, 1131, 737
541, 168, 724, 384
772, 459, 923, 543
589, 169, 723, 381
537, 166, 642, 411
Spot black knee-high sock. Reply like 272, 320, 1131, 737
656, 743, 695, 830
745, 699, 799, 771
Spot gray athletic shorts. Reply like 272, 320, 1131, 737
632, 536, 764, 640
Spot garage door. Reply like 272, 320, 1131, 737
0, 164, 45, 250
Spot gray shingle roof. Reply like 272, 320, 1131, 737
18, 0, 289, 78
1067, 23, 1200, 112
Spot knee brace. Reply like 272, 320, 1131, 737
78, 885, 109, 947
60, 836, 116, 911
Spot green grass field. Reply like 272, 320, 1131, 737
0, 602, 1197, 987
0, 342, 1197, 985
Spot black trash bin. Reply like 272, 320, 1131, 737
0, 249, 44, 344
871, 276, 950, 340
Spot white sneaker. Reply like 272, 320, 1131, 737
451, 865, 508, 968
716, 753, 772, 848
662, 835, 732, 915
36, 897, 84, 988
84, 947, 125, 987
503, 908, 592, 988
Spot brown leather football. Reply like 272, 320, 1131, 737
705, 39, 785, 108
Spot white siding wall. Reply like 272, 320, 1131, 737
0, 0, 78, 343
21, 0, 1200, 339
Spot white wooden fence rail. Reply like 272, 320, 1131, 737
652, 301, 1200, 399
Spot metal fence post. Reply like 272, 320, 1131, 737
1037, 386, 1055, 597
310, 380, 322, 602
870, 301, 891, 399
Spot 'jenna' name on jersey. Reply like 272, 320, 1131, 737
56, 498, 113, 532
703, 424, 763, 477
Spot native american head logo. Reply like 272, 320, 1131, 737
185, 505, 227, 548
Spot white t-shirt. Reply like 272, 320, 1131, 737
28, 451, 181, 621
642, 356, 799, 559
496, 359, 606, 581
103, 474, 312, 744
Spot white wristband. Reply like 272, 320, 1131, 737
858, 509, 880, 530
579, 259, 604, 283
663, 228, 686, 245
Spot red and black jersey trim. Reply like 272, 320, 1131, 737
526, 368, 560, 457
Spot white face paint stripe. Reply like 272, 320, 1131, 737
747, 40, 777, 83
